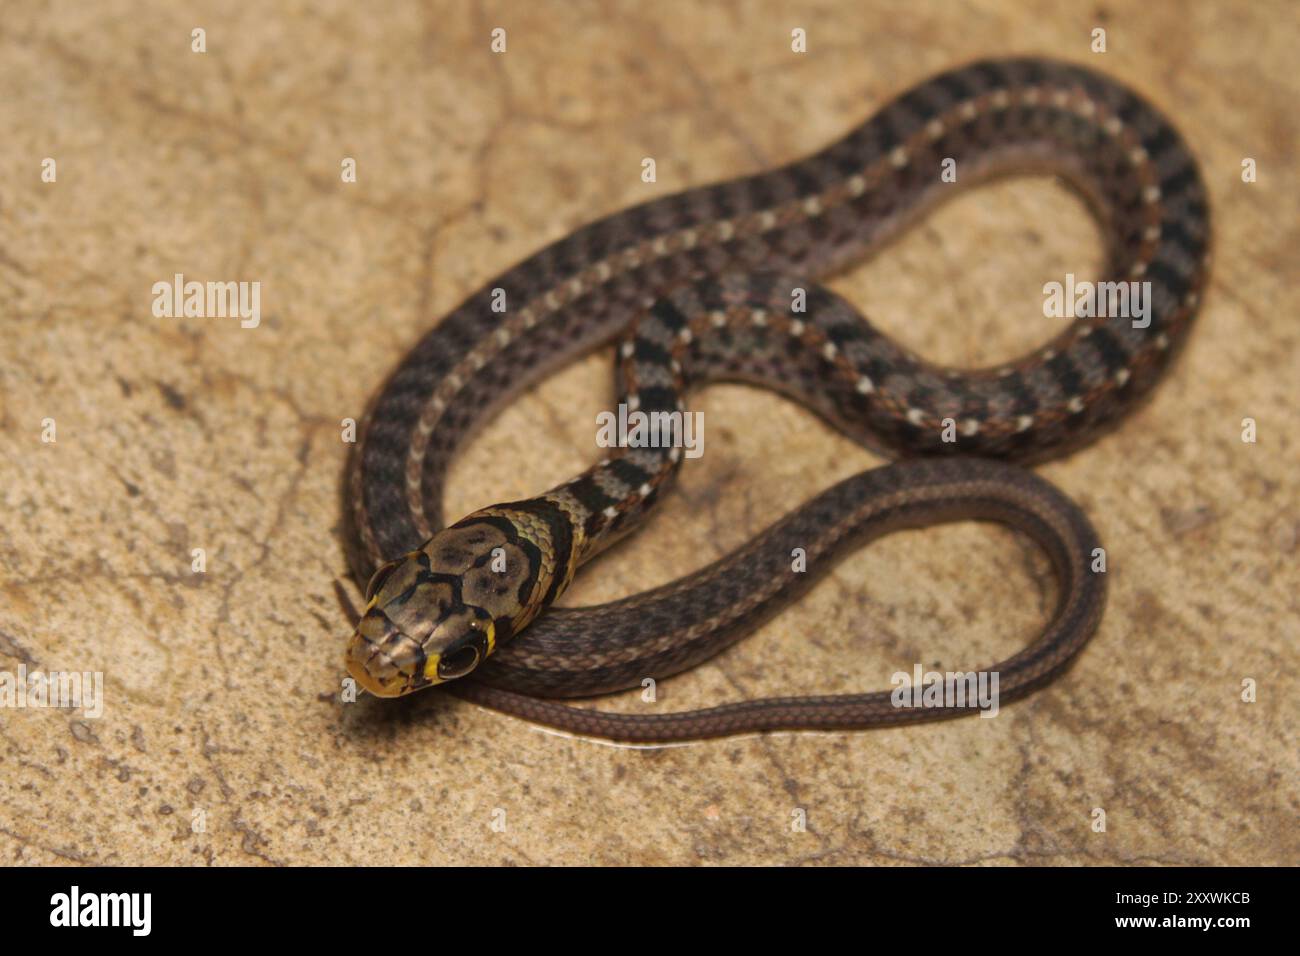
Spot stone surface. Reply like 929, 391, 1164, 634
0, 2, 1295, 865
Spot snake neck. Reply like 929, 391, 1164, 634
448, 497, 587, 638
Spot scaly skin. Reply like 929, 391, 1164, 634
342, 58, 1209, 740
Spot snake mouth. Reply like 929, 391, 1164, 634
345, 652, 409, 697
344, 626, 421, 697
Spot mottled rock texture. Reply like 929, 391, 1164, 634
0, 1, 1295, 865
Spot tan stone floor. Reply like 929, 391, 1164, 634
1, 2, 1296, 865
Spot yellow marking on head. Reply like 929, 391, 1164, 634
483, 619, 496, 655
423, 652, 441, 681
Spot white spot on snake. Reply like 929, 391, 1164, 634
621, 341, 635, 358
568, 277, 584, 296
821, 341, 837, 360
1042, 349, 1056, 361
848, 175, 867, 197
681, 229, 698, 249
1022, 87, 1041, 105
1050, 89, 1068, 108
1130, 261, 1147, 278
906, 408, 925, 425
1142, 185, 1161, 204
521, 308, 537, 328
959, 100, 978, 121
678, 327, 693, 344
596, 261, 612, 281
1104, 116, 1123, 136
789, 319, 806, 336
751, 309, 768, 326
638, 483, 651, 497
545, 290, 561, 310
1016, 415, 1034, 432
1067, 396, 1085, 414
889, 146, 909, 169
710, 310, 727, 327
1143, 224, 1161, 242
1115, 368, 1131, 386
627, 394, 641, 411
802, 196, 823, 216
669, 447, 682, 463
926, 118, 945, 140
961, 419, 980, 436
717, 221, 735, 241
855, 376, 874, 394
993, 89, 1011, 109
1155, 333, 1170, 350
602, 506, 618, 519
759, 210, 778, 231
494, 328, 512, 347
652, 237, 668, 257
1129, 146, 1149, 165
1076, 98, 1097, 118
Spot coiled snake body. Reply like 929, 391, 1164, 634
342, 58, 1209, 741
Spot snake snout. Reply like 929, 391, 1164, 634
344, 616, 423, 697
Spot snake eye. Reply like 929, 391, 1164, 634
366, 561, 399, 600
438, 644, 480, 680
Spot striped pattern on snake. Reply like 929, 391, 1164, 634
341, 57, 1209, 740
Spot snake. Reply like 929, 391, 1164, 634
340, 57, 1209, 741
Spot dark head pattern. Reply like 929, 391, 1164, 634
344, 509, 568, 697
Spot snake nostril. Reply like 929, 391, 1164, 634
438, 645, 479, 680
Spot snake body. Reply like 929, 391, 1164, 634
342, 58, 1209, 741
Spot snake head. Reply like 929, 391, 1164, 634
344, 515, 550, 697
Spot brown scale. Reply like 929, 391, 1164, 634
343, 58, 1209, 739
